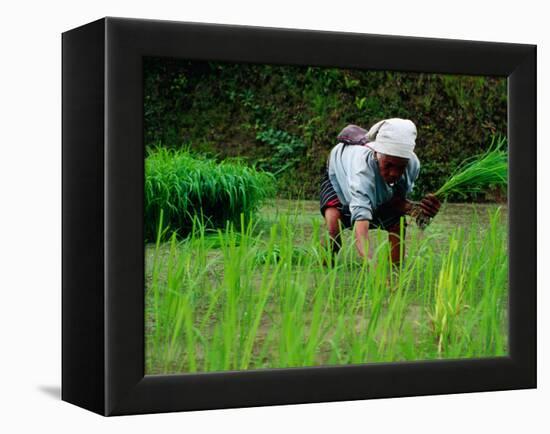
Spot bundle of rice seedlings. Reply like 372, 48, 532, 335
145, 146, 276, 241
411, 135, 507, 229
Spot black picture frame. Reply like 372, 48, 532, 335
62, 17, 536, 416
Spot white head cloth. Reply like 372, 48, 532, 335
366, 118, 417, 159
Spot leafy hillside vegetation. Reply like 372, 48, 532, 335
144, 57, 507, 201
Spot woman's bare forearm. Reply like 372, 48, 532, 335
354, 220, 370, 257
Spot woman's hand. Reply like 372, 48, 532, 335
419, 193, 441, 218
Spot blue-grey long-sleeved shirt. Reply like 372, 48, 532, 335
328, 143, 420, 223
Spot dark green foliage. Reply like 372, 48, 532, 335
255, 128, 306, 175
144, 58, 507, 201
144, 147, 275, 241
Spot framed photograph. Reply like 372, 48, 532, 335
62, 17, 536, 416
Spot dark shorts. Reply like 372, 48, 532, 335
319, 168, 406, 231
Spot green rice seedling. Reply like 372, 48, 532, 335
412, 136, 507, 228
448, 207, 507, 358
425, 206, 507, 358
346, 242, 390, 363
435, 136, 507, 199
146, 217, 221, 373
144, 146, 276, 241
428, 228, 470, 355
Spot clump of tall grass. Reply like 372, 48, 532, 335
145, 146, 276, 241
412, 135, 507, 228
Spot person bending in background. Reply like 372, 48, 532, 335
320, 118, 441, 265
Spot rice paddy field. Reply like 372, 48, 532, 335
145, 199, 508, 375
